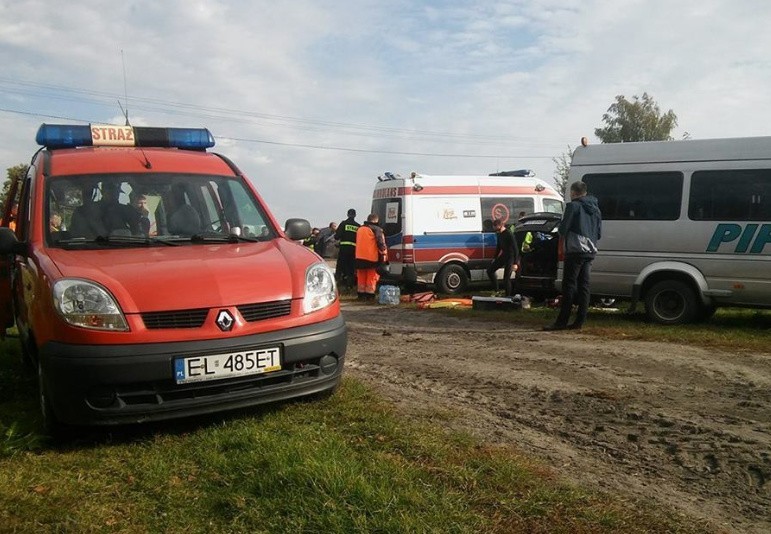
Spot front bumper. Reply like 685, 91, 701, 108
39, 315, 347, 425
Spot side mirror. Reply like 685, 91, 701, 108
0, 227, 23, 255
284, 218, 311, 241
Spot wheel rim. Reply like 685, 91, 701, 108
446, 272, 461, 290
653, 290, 685, 321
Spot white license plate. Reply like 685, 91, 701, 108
174, 346, 281, 384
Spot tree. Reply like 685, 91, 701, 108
1, 164, 28, 210
552, 145, 572, 198
594, 93, 678, 143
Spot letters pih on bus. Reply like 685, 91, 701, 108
707, 223, 771, 253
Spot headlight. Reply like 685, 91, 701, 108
303, 263, 337, 314
53, 279, 129, 331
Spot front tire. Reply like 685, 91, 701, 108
436, 264, 468, 295
38, 361, 72, 441
644, 280, 698, 325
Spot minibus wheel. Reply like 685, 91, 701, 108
644, 280, 698, 325
436, 264, 468, 295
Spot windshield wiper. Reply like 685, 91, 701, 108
58, 235, 181, 247
189, 232, 262, 243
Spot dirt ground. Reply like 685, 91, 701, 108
341, 302, 771, 533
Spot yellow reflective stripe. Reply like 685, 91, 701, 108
340, 241, 356, 246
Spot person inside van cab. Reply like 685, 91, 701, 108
130, 191, 152, 236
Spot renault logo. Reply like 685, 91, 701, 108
215, 310, 235, 332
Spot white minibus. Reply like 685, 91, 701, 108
565, 137, 771, 324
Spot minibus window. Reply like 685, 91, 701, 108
689, 169, 771, 221
583, 172, 683, 221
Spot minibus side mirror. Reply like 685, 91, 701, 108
284, 218, 311, 241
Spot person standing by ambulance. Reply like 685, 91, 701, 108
334, 208, 360, 290
486, 218, 519, 297
543, 180, 602, 331
355, 213, 387, 301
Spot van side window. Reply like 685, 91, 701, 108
689, 169, 771, 221
583, 172, 683, 220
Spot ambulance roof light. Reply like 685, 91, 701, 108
36, 124, 215, 150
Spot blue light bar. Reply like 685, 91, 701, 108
166, 127, 215, 149
35, 124, 216, 150
36, 124, 93, 149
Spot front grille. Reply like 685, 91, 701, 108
236, 299, 292, 322
140, 299, 291, 330
115, 360, 321, 406
142, 308, 209, 329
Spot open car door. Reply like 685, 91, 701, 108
513, 212, 562, 297
0, 244, 12, 339
0, 175, 21, 338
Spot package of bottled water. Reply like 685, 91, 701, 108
378, 285, 401, 305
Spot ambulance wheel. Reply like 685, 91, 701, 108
436, 264, 468, 295
644, 280, 698, 325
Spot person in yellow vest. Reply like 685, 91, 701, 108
355, 213, 387, 301
334, 208, 360, 290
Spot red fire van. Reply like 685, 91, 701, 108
0, 124, 346, 433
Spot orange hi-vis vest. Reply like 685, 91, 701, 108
355, 225, 379, 262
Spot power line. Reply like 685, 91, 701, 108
0, 107, 555, 159
0, 78, 566, 147
220, 135, 553, 159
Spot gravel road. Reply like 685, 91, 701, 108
342, 302, 771, 533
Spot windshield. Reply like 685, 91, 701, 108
46, 173, 276, 248
543, 198, 564, 214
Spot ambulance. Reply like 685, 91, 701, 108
370, 171, 563, 294
0, 124, 346, 434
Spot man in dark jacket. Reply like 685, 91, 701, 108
544, 181, 602, 330
486, 218, 520, 297
334, 208, 360, 290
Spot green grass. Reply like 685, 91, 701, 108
0, 334, 706, 533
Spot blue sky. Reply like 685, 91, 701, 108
2, 0, 771, 227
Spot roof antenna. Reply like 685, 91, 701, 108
120, 50, 151, 169
121, 49, 130, 126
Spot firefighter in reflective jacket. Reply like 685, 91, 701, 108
334, 208, 360, 290
355, 213, 387, 300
